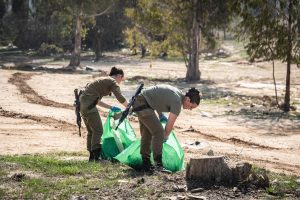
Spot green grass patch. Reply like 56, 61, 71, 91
22, 178, 53, 199
202, 97, 233, 105
0, 188, 5, 199
133, 186, 156, 197
0, 152, 129, 199
0, 153, 125, 177
252, 166, 300, 198
20, 175, 120, 199
267, 173, 300, 197
0, 168, 7, 178
225, 108, 300, 120
292, 101, 300, 106
1, 153, 298, 199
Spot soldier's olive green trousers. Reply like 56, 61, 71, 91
81, 111, 103, 151
80, 94, 102, 152
133, 95, 164, 160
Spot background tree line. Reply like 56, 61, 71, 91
0, 0, 299, 111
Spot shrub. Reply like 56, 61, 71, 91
38, 43, 63, 56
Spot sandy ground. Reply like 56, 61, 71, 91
0, 43, 300, 175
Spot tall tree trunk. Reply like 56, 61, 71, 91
69, 13, 82, 68
284, 0, 292, 112
94, 28, 102, 62
186, 0, 200, 82
284, 58, 291, 112
272, 60, 278, 106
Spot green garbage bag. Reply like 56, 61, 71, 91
102, 110, 136, 160
115, 123, 185, 172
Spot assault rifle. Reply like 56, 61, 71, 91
115, 83, 144, 130
74, 89, 82, 137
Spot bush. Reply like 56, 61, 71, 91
38, 43, 63, 56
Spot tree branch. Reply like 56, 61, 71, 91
85, 3, 116, 18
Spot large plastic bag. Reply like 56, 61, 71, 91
101, 110, 137, 160
114, 123, 185, 172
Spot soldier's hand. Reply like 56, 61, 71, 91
159, 113, 168, 123
111, 106, 121, 112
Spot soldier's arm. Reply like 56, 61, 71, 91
111, 81, 127, 105
97, 101, 112, 109
164, 113, 177, 139
122, 100, 129, 107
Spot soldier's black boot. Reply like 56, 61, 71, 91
88, 150, 94, 162
154, 155, 171, 174
91, 148, 108, 163
91, 148, 102, 161
141, 157, 153, 172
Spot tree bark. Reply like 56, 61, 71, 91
186, 0, 201, 82
186, 156, 252, 185
69, 9, 82, 68
94, 28, 102, 62
284, 0, 292, 112
186, 156, 231, 184
272, 60, 279, 106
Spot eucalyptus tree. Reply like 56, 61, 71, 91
64, 0, 116, 68
231, 0, 300, 111
125, 0, 229, 81
86, 1, 128, 61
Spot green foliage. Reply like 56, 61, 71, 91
124, 0, 230, 61
0, 0, 116, 51
231, 0, 300, 63
85, 1, 129, 53
1, 12, 19, 45
230, 0, 300, 111
38, 43, 63, 56
124, 0, 188, 57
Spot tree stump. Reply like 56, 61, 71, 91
186, 156, 253, 186
186, 156, 232, 184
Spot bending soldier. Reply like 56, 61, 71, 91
80, 67, 128, 162
132, 84, 201, 172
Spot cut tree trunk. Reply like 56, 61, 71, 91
186, 156, 252, 185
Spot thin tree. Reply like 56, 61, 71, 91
125, 0, 229, 82
231, 0, 300, 111
68, 0, 116, 68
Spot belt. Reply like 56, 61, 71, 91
132, 96, 152, 112
132, 104, 150, 112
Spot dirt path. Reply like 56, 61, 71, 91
8, 72, 73, 109
0, 54, 299, 175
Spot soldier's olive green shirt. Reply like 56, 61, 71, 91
83, 76, 126, 104
141, 84, 184, 116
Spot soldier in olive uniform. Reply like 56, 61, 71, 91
80, 67, 128, 162
132, 85, 201, 172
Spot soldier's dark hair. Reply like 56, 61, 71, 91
109, 66, 124, 77
185, 88, 201, 105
